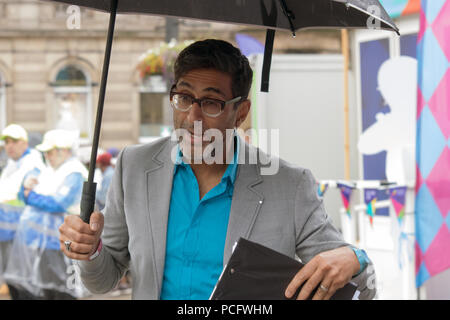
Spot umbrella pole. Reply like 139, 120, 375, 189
80, 0, 118, 223
261, 29, 275, 92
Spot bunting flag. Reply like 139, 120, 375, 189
364, 188, 378, 226
380, 0, 421, 18
389, 186, 408, 225
388, 186, 413, 269
415, 0, 450, 287
337, 183, 354, 218
317, 182, 329, 198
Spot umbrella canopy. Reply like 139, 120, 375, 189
40, 0, 399, 223
44, 0, 398, 33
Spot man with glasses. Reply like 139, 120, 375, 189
60, 39, 375, 300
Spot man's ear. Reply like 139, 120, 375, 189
235, 99, 251, 128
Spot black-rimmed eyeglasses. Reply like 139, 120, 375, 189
169, 87, 242, 118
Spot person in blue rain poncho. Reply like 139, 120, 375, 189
0, 124, 45, 294
3, 129, 88, 300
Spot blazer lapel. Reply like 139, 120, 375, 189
223, 139, 264, 265
144, 137, 267, 288
145, 139, 176, 295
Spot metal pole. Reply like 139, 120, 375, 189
341, 29, 350, 181
80, 0, 118, 223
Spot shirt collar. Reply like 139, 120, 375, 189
221, 135, 239, 185
174, 145, 185, 167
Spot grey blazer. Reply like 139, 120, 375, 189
78, 136, 376, 300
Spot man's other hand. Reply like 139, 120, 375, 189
285, 246, 360, 300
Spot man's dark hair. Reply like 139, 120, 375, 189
174, 39, 253, 100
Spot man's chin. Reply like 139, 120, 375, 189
179, 141, 205, 162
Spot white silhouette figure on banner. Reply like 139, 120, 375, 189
358, 56, 417, 187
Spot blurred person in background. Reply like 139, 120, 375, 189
95, 151, 131, 296
0, 124, 45, 297
0, 145, 7, 174
107, 147, 120, 168
0, 124, 44, 203
95, 152, 114, 212
3, 129, 88, 300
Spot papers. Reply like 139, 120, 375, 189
210, 238, 357, 300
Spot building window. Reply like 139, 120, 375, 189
52, 65, 92, 141
139, 75, 173, 143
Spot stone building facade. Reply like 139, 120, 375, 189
0, 0, 341, 151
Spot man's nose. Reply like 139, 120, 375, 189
186, 101, 204, 122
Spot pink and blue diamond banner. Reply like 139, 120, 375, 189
414, 0, 450, 288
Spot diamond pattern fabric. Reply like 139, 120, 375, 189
415, 0, 450, 287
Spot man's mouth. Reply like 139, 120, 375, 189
183, 130, 205, 144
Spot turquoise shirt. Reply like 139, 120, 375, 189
160, 138, 239, 300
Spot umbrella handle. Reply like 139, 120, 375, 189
80, 181, 97, 223
80, 0, 118, 223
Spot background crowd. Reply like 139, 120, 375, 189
0, 123, 127, 300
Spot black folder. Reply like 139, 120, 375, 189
210, 238, 358, 300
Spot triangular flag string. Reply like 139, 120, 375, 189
317, 182, 329, 198
336, 182, 354, 218
317, 181, 411, 231
364, 188, 378, 227
388, 186, 407, 226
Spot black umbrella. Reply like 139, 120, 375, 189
41, 0, 399, 223
45, 0, 398, 32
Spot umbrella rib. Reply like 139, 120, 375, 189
278, 0, 296, 37
345, 2, 400, 35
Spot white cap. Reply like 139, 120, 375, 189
1, 124, 28, 141
36, 129, 76, 152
